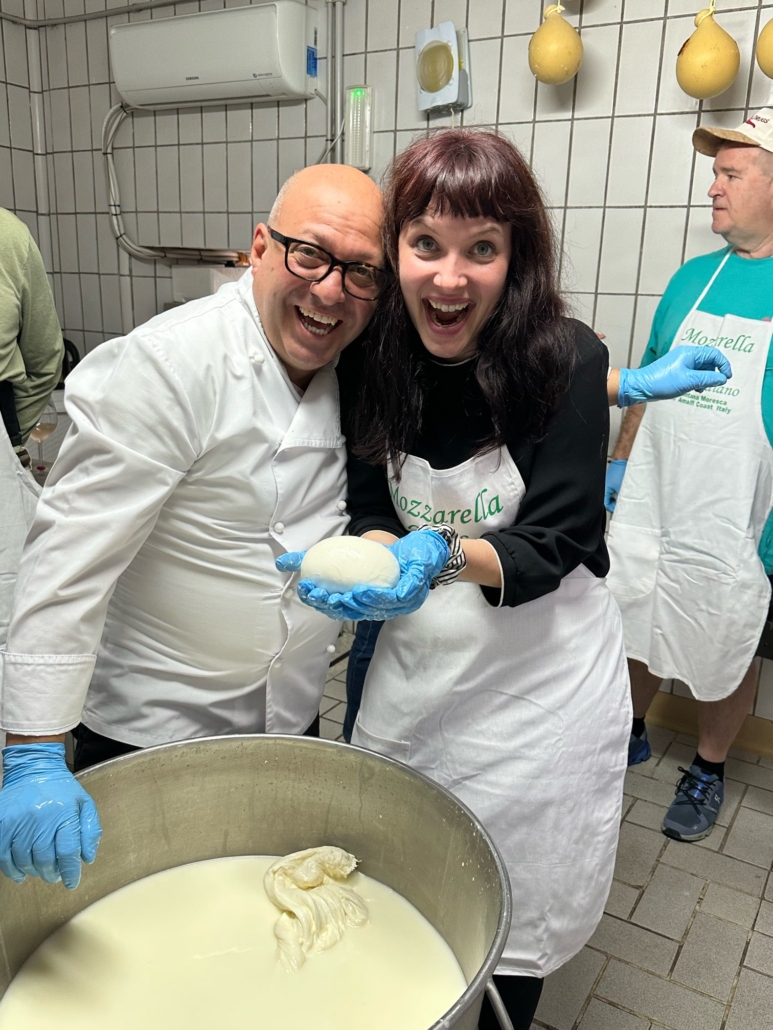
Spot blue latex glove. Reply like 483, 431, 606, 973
618, 346, 732, 407
605, 460, 627, 514
0, 743, 102, 890
275, 551, 305, 574
279, 532, 450, 622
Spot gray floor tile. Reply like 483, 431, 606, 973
745, 932, 773, 977
723, 807, 773, 870
597, 959, 725, 1030
614, 823, 666, 888
724, 968, 773, 1030
661, 840, 766, 897
319, 717, 342, 740
728, 746, 762, 764
767, 876, 773, 903
624, 769, 678, 807
755, 900, 773, 936
536, 947, 605, 1030
742, 785, 773, 817
651, 742, 698, 785
577, 998, 649, 1029
716, 777, 745, 827
626, 799, 666, 832
631, 864, 705, 940
692, 825, 726, 852
622, 794, 636, 821
588, 913, 678, 975
319, 696, 342, 717
671, 912, 748, 1001
759, 755, 773, 769
322, 677, 347, 702
700, 883, 761, 929
724, 758, 773, 791
604, 880, 640, 920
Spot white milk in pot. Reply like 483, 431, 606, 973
0, 848, 467, 1030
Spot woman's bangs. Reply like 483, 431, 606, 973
394, 145, 514, 232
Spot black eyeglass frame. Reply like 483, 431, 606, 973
267, 227, 391, 301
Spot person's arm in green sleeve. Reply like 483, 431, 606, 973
14, 234, 64, 440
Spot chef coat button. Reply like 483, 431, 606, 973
336, 500, 347, 512
326, 644, 336, 654
274, 522, 285, 534
251, 353, 265, 365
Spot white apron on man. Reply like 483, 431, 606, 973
0, 420, 40, 649
607, 251, 773, 701
351, 446, 630, 977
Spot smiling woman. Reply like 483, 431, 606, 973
326, 130, 631, 1030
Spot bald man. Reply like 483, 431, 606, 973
0, 166, 386, 889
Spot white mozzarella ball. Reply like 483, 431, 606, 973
300, 536, 400, 593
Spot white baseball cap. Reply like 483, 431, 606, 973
693, 108, 773, 157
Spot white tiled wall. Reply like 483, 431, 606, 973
3, 0, 773, 719
0, 0, 770, 359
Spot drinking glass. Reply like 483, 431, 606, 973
28, 400, 58, 464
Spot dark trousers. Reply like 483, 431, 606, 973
478, 974, 543, 1030
72, 714, 321, 773
343, 619, 383, 742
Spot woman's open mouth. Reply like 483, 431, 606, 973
423, 298, 472, 332
296, 305, 342, 337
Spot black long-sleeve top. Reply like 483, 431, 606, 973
336, 319, 610, 609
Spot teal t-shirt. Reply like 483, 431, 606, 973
640, 246, 773, 572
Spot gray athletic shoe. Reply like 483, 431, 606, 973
662, 765, 724, 842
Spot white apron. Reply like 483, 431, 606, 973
607, 251, 773, 701
0, 421, 40, 649
351, 447, 630, 977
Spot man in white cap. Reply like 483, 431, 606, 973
605, 108, 773, 841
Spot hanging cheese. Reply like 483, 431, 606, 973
676, 8, 740, 99
528, 5, 584, 86
757, 15, 773, 78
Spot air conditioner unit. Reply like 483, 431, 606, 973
109, 0, 318, 110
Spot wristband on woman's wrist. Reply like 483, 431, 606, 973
420, 524, 467, 587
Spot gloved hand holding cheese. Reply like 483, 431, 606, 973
277, 536, 400, 593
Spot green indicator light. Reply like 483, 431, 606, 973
354, 89, 364, 96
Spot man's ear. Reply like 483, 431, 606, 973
251, 223, 269, 268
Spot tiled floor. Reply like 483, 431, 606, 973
322, 640, 773, 1030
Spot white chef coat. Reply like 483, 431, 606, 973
0, 272, 347, 744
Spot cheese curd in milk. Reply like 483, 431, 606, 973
0, 856, 467, 1030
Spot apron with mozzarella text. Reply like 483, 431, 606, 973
351, 446, 630, 977
607, 251, 773, 700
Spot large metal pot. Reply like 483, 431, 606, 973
0, 736, 511, 1029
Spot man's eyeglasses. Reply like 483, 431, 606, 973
268, 227, 391, 302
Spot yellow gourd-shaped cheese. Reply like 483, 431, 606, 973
757, 16, 773, 78
676, 8, 740, 99
528, 5, 584, 86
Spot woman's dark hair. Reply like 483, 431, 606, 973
352, 128, 576, 472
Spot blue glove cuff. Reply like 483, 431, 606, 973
617, 367, 635, 408
2, 743, 68, 781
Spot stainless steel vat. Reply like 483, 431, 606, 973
0, 736, 511, 1029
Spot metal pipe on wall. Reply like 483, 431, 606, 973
334, 0, 346, 163
325, 1, 335, 162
